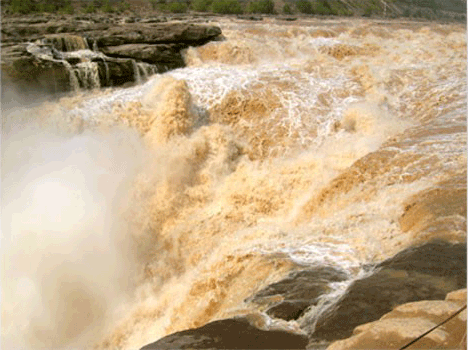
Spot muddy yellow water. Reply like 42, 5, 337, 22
1, 17, 466, 350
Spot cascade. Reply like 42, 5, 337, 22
297, 267, 374, 338
27, 42, 81, 91
136, 62, 158, 81
132, 60, 142, 85
62, 60, 81, 91
74, 61, 101, 89
63, 35, 89, 52
5, 18, 466, 350
102, 60, 111, 87
91, 39, 99, 52
42, 34, 90, 52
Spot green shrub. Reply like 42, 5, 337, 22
9, 0, 36, 14
425, 0, 437, 10
282, 3, 293, 14
168, 1, 188, 12
342, 8, 353, 16
118, 1, 131, 12
33, 0, 74, 13
247, 0, 275, 14
328, 2, 351, 16
101, 0, 115, 12
314, 2, 331, 15
210, 0, 243, 14
37, 2, 57, 12
413, 9, 423, 17
151, 0, 171, 12
149, 0, 159, 10
83, 4, 97, 13
10, 0, 76, 14
363, 6, 373, 16
192, 0, 213, 11
155, 3, 166, 11
295, 0, 313, 14
328, 3, 339, 15
59, 4, 75, 14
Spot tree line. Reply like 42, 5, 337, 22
6, 0, 131, 14
5, 0, 350, 15
5, 0, 465, 19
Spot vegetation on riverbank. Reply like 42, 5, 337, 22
2, 0, 466, 20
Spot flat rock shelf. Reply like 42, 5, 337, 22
1, 14, 222, 97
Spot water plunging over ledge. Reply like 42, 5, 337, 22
2, 17, 466, 350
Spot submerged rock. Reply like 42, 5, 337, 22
140, 317, 308, 349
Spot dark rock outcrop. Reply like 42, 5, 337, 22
100, 43, 185, 68
327, 289, 467, 350
138, 241, 465, 350
140, 317, 308, 350
1, 43, 71, 96
267, 300, 314, 321
249, 266, 349, 321
376, 239, 466, 285
1, 14, 222, 98
91, 23, 221, 47
307, 241, 466, 342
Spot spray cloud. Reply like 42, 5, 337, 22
2, 115, 146, 349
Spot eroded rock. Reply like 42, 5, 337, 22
326, 289, 467, 350
100, 43, 184, 67
306, 241, 466, 342
140, 317, 308, 349
249, 266, 349, 321
1, 14, 222, 97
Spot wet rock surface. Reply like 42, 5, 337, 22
92, 23, 221, 47
140, 317, 309, 349
376, 239, 466, 285
100, 43, 185, 67
1, 14, 222, 97
307, 241, 466, 342
1, 46, 71, 96
139, 241, 466, 349
327, 289, 467, 350
266, 300, 314, 321
249, 266, 349, 321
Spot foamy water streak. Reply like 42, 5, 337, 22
171, 63, 360, 153
2, 17, 466, 350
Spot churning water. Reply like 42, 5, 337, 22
1, 17, 466, 349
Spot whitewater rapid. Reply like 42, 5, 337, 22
1, 16, 466, 350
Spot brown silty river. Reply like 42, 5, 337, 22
1, 16, 466, 349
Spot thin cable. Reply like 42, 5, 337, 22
398, 304, 467, 350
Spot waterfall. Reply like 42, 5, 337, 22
42, 34, 90, 52
74, 62, 101, 89
62, 60, 81, 91
103, 60, 111, 87
8, 18, 465, 350
132, 60, 142, 85
137, 62, 159, 81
